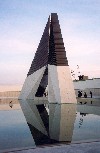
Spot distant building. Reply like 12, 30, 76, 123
73, 77, 100, 98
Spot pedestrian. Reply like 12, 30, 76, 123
78, 91, 82, 97
84, 92, 87, 98
90, 91, 92, 98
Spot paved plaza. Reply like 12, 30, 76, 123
9, 141, 100, 153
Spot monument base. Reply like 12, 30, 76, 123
48, 65, 77, 104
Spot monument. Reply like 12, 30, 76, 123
19, 13, 77, 104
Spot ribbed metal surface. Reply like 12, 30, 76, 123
48, 13, 68, 66
27, 13, 68, 76
27, 17, 50, 76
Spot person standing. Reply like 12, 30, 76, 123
90, 91, 92, 98
84, 92, 87, 98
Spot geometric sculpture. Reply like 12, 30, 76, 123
19, 13, 77, 104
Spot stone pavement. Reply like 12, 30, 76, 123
9, 141, 100, 153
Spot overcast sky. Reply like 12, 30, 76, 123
0, 0, 100, 88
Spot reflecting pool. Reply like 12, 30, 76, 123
0, 98, 100, 152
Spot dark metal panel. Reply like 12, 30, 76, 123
48, 13, 68, 66
27, 17, 50, 76
27, 13, 68, 77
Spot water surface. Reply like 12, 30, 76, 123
0, 98, 100, 152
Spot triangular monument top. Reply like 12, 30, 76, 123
19, 13, 77, 104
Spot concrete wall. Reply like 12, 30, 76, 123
19, 66, 46, 100
74, 78, 100, 98
73, 78, 100, 90
0, 91, 20, 98
49, 104, 76, 141
48, 65, 77, 103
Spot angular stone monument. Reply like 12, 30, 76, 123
19, 13, 77, 104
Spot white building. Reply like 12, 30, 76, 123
73, 78, 100, 98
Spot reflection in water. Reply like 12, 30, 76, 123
19, 99, 100, 145
72, 100, 100, 142
0, 98, 100, 151
79, 117, 83, 128
9, 101, 13, 108
0, 98, 21, 111
78, 113, 88, 128
49, 104, 76, 142
19, 100, 57, 145
19, 100, 48, 136
19, 100, 76, 145
0, 100, 35, 152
